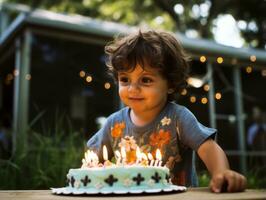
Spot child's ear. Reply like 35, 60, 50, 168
167, 88, 174, 94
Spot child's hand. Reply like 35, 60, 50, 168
209, 170, 247, 193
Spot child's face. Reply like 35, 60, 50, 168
118, 64, 169, 115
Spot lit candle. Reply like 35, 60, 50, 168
103, 145, 108, 160
136, 146, 142, 165
158, 149, 162, 166
81, 158, 86, 168
141, 153, 148, 166
121, 146, 126, 165
148, 153, 154, 166
103, 145, 108, 167
141, 153, 147, 160
115, 150, 121, 165
91, 151, 99, 167
85, 150, 92, 167
155, 149, 162, 167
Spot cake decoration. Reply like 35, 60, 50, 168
104, 175, 118, 186
81, 175, 91, 186
123, 179, 133, 187
151, 172, 161, 183
70, 176, 75, 187
132, 173, 145, 185
147, 179, 155, 187
74, 180, 80, 188
95, 182, 104, 190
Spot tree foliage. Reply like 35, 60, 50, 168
3, 0, 266, 49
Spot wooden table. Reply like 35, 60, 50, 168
0, 188, 265, 200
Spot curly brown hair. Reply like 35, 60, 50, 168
105, 29, 190, 101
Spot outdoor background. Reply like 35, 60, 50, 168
0, 0, 266, 189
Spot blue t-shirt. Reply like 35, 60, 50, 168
87, 102, 216, 187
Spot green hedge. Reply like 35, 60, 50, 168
0, 115, 85, 189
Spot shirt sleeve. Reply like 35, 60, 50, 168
178, 106, 217, 151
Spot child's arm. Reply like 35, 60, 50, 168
197, 139, 247, 193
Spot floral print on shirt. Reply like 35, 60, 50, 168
111, 122, 125, 138
149, 129, 171, 149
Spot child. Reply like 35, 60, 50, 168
87, 29, 247, 193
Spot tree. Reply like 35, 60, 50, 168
153, 0, 266, 49
3, 0, 266, 49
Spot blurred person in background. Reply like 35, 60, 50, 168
247, 106, 266, 166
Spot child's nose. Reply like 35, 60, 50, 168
128, 82, 140, 92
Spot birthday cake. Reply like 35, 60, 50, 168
52, 144, 186, 194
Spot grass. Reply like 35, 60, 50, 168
0, 114, 86, 189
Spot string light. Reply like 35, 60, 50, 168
250, 55, 256, 62
25, 74, 31, 80
181, 88, 187, 95
79, 70, 86, 78
201, 97, 208, 104
104, 82, 111, 89
203, 84, 210, 92
187, 77, 204, 88
217, 57, 223, 64
246, 66, 252, 73
200, 56, 206, 63
7, 73, 13, 81
13, 69, 19, 76
215, 92, 222, 100
86, 75, 93, 83
4, 73, 13, 85
190, 96, 196, 103
262, 69, 266, 77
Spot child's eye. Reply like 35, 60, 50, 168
141, 77, 153, 84
119, 76, 129, 83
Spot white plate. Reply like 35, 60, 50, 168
51, 185, 187, 195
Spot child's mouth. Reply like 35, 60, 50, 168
128, 97, 144, 101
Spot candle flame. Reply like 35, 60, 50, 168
141, 153, 148, 160
91, 151, 98, 161
136, 146, 142, 160
103, 145, 108, 161
85, 150, 91, 163
156, 149, 162, 160
148, 153, 154, 160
